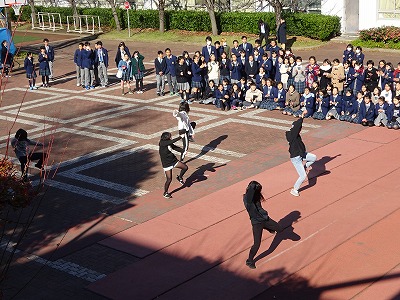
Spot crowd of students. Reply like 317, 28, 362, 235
153, 37, 400, 129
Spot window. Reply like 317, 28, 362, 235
378, 0, 400, 19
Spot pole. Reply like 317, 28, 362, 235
127, 8, 131, 38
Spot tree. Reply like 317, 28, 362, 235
158, 0, 166, 32
106, 0, 121, 31
27, 0, 37, 26
265, 0, 283, 28
204, 0, 218, 35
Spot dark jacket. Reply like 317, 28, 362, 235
38, 52, 49, 70
159, 137, 183, 168
245, 60, 258, 79
154, 57, 167, 75
45, 45, 55, 62
359, 101, 375, 122
81, 49, 95, 69
258, 20, 270, 37
131, 54, 145, 76
114, 46, 131, 67
24, 57, 35, 75
94, 47, 109, 67
286, 117, 306, 158
175, 63, 189, 83
277, 21, 287, 44
201, 45, 216, 63
243, 186, 269, 225
1, 44, 12, 66
74, 49, 83, 67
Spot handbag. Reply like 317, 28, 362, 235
116, 69, 123, 79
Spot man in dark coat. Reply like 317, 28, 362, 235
258, 19, 270, 47
277, 18, 287, 50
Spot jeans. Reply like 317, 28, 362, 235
290, 152, 317, 191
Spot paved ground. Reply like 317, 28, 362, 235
0, 29, 399, 299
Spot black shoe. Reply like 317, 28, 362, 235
176, 176, 185, 185
163, 192, 172, 199
34, 163, 43, 169
157, 92, 161, 96
246, 260, 256, 269
188, 136, 195, 143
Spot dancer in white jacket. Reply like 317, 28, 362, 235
173, 102, 196, 161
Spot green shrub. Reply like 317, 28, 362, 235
359, 26, 400, 43
169, 10, 211, 32
13, 6, 341, 41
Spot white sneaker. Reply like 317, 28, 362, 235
290, 189, 299, 197
77, 83, 81, 87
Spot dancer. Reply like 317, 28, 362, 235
11, 128, 47, 181
286, 116, 317, 197
244, 181, 282, 269
173, 102, 196, 161
159, 132, 188, 199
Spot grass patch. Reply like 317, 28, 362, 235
100, 29, 327, 49
352, 38, 400, 50
13, 34, 43, 44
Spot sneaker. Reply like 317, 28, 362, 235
128, 90, 134, 94
199, 100, 204, 104
32, 86, 38, 90
29, 86, 33, 90
176, 175, 185, 185
170, 91, 174, 96
90, 86, 95, 89
139, 90, 144, 94
85, 86, 90, 90
77, 83, 81, 87
34, 163, 43, 170
161, 92, 164, 96
188, 136, 195, 143
290, 189, 300, 197
245, 260, 256, 269
163, 192, 172, 199
157, 92, 161, 96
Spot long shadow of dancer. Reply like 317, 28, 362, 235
299, 154, 341, 192
185, 135, 228, 164
255, 210, 302, 262
184, 163, 226, 187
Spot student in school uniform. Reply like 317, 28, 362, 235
190, 55, 206, 102
292, 56, 306, 94
245, 55, 258, 80
319, 59, 332, 90
118, 53, 132, 95
230, 83, 243, 110
238, 50, 248, 79
374, 96, 390, 126
313, 89, 330, 120
114, 41, 131, 67
260, 78, 278, 110
354, 46, 365, 65
339, 89, 357, 121
1, 40, 13, 77
244, 180, 282, 269
350, 91, 365, 124
274, 81, 287, 110
24, 52, 38, 90
277, 18, 287, 50
82, 42, 95, 90
201, 36, 216, 63
230, 54, 242, 84
214, 41, 223, 61
381, 62, 394, 90
131, 51, 146, 94
327, 58, 345, 93
283, 84, 301, 115
326, 87, 343, 120
359, 93, 375, 126
364, 60, 379, 92
175, 56, 191, 102
219, 51, 231, 84
286, 116, 317, 197
216, 82, 231, 111
294, 87, 315, 117
158, 132, 187, 199
43, 38, 55, 80
265, 40, 279, 56
74, 43, 84, 87
165, 48, 178, 96
207, 53, 220, 85
253, 49, 262, 67
94, 41, 109, 88
38, 46, 50, 88
253, 39, 265, 58
258, 19, 270, 47
353, 62, 365, 95
200, 79, 217, 105
387, 96, 400, 129
382, 83, 393, 104
238, 36, 253, 58
155, 50, 167, 96
343, 61, 355, 92
342, 44, 354, 65
231, 40, 240, 58
255, 67, 267, 89
266, 51, 278, 80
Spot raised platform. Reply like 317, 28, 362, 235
88, 127, 400, 299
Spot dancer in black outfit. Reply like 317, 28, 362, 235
243, 181, 282, 269
159, 132, 188, 198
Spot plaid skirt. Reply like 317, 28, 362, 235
39, 68, 50, 76
134, 72, 144, 80
294, 80, 306, 93
121, 71, 130, 82
312, 111, 325, 120
26, 71, 37, 79
191, 80, 202, 88
177, 82, 190, 91
287, 78, 294, 87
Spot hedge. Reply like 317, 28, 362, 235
13, 7, 341, 41
359, 26, 400, 43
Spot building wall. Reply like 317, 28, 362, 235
321, 0, 345, 32
358, 0, 400, 30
